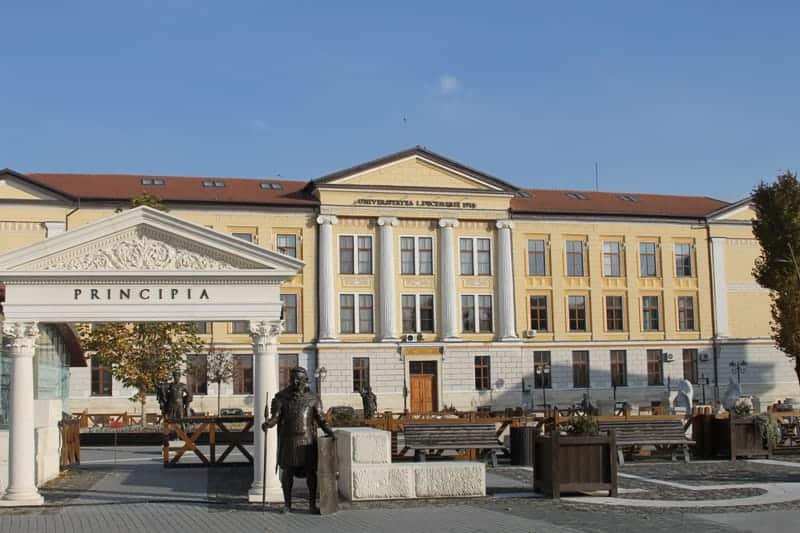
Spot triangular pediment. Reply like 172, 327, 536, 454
0, 206, 303, 276
0, 169, 69, 202
313, 147, 520, 194
707, 197, 755, 223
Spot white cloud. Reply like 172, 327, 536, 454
249, 119, 268, 132
439, 74, 462, 96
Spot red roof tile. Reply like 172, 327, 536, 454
512, 189, 729, 218
24, 173, 318, 208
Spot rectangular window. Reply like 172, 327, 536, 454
675, 243, 692, 277
186, 354, 208, 395
610, 350, 627, 387
477, 238, 492, 275
231, 321, 249, 334
529, 295, 549, 331
605, 295, 624, 331
566, 240, 585, 276
461, 295, 475, 332
572, 351, 590, 388
280, 294, 298, 333
358, 294, 374, 334
400, 237, 416, 274
642, 296, 660, 331
568, 295, 587, 331
419, 237, 433, 274
683, 348, 699, 384
474, 355, 491, 390
528, 239, 547, 276
603, 241, 622, 277
677, 296, 696, 331
419, 294, 434, 332
91, 358, 112, 397
276, 234, 297, 258
193, 321, 210, 334
402, 294, 416, 333
478, 295, 493, 332
534, 351, 551, 389
647, 349, 664, 385
340, 294, 355, 334
339, 235, 354, 274
353, 357, 370, 392
459, 238, 474, 275
640, 242, 658, 277
232, 232, 254, 243
278, 353, 298, 389
233, 354, 253, 394
357, 236, 373, 274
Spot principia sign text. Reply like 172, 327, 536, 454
72, 287, 210, 301
354, 198, 477, 209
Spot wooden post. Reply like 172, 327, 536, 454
730, 414, 737, 461
551, 431, 560, 499
608, 429, 618, 497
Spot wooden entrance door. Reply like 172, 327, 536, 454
409, 361, 437, 413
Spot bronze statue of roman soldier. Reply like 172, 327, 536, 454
262, 366, 335, 514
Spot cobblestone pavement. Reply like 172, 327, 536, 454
1, 448, 800, 532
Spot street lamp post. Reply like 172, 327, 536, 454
699, 373, 711, 404
535, 364, 551, 409
729, 360, 747, 384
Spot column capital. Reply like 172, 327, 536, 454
496, 220, 514, 230
316, 214, 338, 226
249, 320, 282, 349
438, 218, 460, 229
1, 321, 39, 355
377, 216, 399, 227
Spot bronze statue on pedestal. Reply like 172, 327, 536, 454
262, 366, 335, 514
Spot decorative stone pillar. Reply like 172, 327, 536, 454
316, 215, 338, 341
248, 320, 283, 503
496, 220, 518, 341
377, 217, 400, 341
0, 321, 44, 506
438, 219, 460, 341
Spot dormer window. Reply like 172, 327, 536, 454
566, 192, 589, 200
141, 178, 165, 186
260, 182, 283, 190
202, 181, 225, 188
620, 195, 639, 203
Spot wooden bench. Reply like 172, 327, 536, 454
402, 423, 504, 466
598, 419, 694, 465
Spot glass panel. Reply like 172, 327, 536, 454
357, 236, 372, 274
339, 235, 354, 274
340, 294, 355, 334
400, 237, 415, 274
233, 355, 253, 395
359, 294, 374, 333
460, 238, 474, 275
478, 295, 493, 332
566, 240, 584, 276
461, 295, 475, 332
280, 294, 298, 333
419, 294, 434, 332
603, 241, 621, 277
402, 295, 416, 333
528, 239, 547, 276
277, 234, 297, 258
572, 351, 590, 388
419, 237, 433, 274
477, 239, 491, 275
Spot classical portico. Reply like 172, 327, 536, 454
0, 206, 302, 506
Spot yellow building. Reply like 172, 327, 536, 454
1, 147, 797, 417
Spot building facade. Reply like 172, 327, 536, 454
1, 147, 798, 418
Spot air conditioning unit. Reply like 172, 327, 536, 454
663, 352, 675, 363
404, 334, 417, 343
699, 352, 710, 362
521, 377, 532, 392
524, 329, 538, 338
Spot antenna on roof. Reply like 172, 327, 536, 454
594, 162, 599, 192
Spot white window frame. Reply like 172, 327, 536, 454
399, 235, 435, 275
339, 292, 374, 334
461, 293, 495, 333
401, 293, 435, 333
338, 234, 374, 275
459, 236, 493, 276
673, 242, 694, 278
527, 239, 549, 276
602, 240, 623, 277
276, 233, 299, 258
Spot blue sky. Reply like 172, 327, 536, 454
2, 1, 799, 201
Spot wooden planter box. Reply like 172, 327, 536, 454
533, 430, 618, 499
692, 414, 772, 460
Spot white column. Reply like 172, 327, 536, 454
438, 218, 460, 341
248, 320, 283, 503
43, 222, 65, 238
377, 216, 400, 341
316, 215, 338, 341
0, 322, 44, 506
710, 237, 729, 338
496, 220, 518, 341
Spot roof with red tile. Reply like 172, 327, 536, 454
23, 172, 318, 208
512, 189, 729, 219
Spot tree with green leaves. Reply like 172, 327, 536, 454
115, 192, 169, 212
751, 171, 800, 385
79, 322, 203, 420
207, 347, 234, 416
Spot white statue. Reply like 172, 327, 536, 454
722, 378, 742, 410
673, 379, 694, 412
